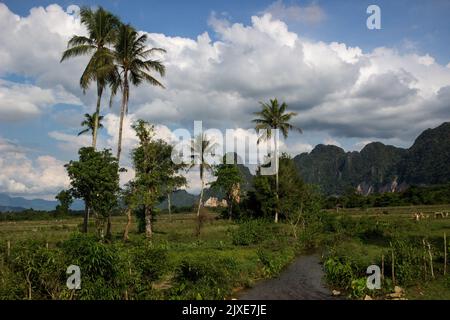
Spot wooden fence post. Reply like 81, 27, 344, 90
422, 239, 427, 280
7, 240, 10, 260
444, 233, 447, 276
427, 241, 435, 279
390, 242, 395, 286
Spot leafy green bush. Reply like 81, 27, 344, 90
173, 255, 238, 299
324, 256, 354, 289
230, 220, 271, 246
61, 234, 119, 281
349, 277, 369, 299
0, 266, 24, 299
8, 240, 67, 299
256, 247, 294, 277
60, 233, 126, 299
389, 239, 422, 286
131, 244, 169, 282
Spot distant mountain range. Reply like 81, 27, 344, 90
294, 122, 450, 195
0, 205, 27, 212
0, 193, 84, 212
1, 123, 449, 211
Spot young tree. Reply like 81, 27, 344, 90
128, 120, 176, 238
61, 7, 120, 149
252, 98, 302, 223
210, 158, 242, 220
55, 190, 73, 217
248, 173, 277, 219
277, 155, 321, 238
244, 154, 320, 230
121, 181, 139, 241
165, 175, 187, 218
66, 147, 120, 238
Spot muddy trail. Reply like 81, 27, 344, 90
237, 254, 340, 300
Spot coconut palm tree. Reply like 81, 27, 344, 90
107, 24, 166, 162
61, 6, 120, 149
252, 98, 302, 223
78, 113, 104, 144
189, 133, 219, 216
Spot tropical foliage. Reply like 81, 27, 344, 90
61, 6, 120, 149
253, 98, 301, 223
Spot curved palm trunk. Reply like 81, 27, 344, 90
83, 205, 89, 233
106, 215, 112, 240
167, 192, 172, 220
197, 174, 205, 217
117, 74, 129, 163
228, 196, 233, 221
123, 208, 132, 241
145, 204, 153, 238
92, 83, 103, 149
274, 134, 279, 223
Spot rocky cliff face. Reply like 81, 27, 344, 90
294, 122, 450, 195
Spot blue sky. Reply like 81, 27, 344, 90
0, 1, 449, 198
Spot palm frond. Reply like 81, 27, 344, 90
252, 99, 302, 142
60, 44, 95, 62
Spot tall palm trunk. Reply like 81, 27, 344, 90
145, 204, 152, 238
92, 82, 103, 149
167, 192, 172, 219
106, 215, 112, 240
83, 205, 89, 233
274, 133, 279, 223
123, 208, 132, 241
197, 172, 205, 216
117, 73, 129, 162
228, 196, 233, 221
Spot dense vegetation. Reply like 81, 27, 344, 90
325, 183, 450, 209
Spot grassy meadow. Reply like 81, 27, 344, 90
0, 211, 297, 300
1, 205, 450, 300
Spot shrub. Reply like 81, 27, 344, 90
131, 244, 169, 282
173, 255, 238, 299
256, 247, 294, 277
0, 266, 24, 299
230, 220, 271, 246
388, 239, 422, 286
61, 234, 119, 281
8, 240, 67, 299
324, 256, 354, 289
60, 233, 125, 299
349, 277, 369, 299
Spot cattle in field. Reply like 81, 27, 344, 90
434, 212, 446, 219
412, 212, 426, 221
412, 212, 433, 221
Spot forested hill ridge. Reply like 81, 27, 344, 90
294, 122, 450, 195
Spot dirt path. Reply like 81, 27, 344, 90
237, 254, 338, 300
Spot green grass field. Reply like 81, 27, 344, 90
1, 205, 450, 300
323, 204, 450, 299
0, 212, 298, 299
